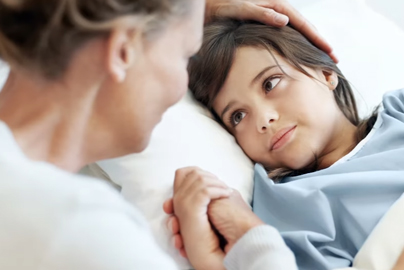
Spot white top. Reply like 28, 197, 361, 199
0, 121, 178, 270
0, 120, 297, 270
331, 113, 383, 167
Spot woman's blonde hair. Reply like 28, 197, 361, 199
0, 0, 192, 78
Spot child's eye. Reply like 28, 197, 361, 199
263, 77, 281, 93
230, 111, 246, 127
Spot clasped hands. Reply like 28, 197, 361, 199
163, 167, 264, 270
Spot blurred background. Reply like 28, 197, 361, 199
289, 0, 404, 31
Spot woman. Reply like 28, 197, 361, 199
165, 20, 404, 270
0, 0, 334, 269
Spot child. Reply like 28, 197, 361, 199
187, 19, 404, 269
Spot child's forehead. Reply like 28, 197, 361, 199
232, 46, 314, 78
233, 46, 287, 68
228, 47, 287, 76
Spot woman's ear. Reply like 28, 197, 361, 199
322, 70, 339, 90
105, 28, 138, 83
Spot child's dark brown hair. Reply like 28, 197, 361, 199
188, 19, 377, 181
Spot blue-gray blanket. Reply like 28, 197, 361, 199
253, 89, 404, 270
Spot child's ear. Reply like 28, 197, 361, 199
322, 70, 339, 90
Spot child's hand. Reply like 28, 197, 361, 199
205, 0, 338, 63
164, 190, 264, 256
208, 190, 264, 253
165, 167, 233, 269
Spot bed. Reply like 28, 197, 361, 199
1, 0, 404, 269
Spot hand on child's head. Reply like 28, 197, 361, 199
205, 0, 338, 63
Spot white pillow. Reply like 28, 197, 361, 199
92, 92, 255, 269
87, 0, 404, 268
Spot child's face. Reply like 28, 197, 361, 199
213, 46, 355, 170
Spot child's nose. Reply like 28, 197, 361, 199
257, 114, 276, 133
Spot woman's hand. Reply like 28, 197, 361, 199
165, 167, 233, 270
164, 171, 264, 258
205, 0, 338, 63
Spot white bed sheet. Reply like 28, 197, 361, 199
336, 194, 404, 270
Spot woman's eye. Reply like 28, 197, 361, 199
231, 111, 246, 126
263, 77, 281, 93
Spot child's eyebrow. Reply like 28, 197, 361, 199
250, 65, 278, 87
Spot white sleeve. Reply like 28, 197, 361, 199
38, 208, 179, 270
224, 225, 298, 270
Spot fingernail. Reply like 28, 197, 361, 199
273, 14, 289, 25
330, 52, 339, 63
167, 219, 173, 232
228, 188, 234, 194
171, 237, 176, 248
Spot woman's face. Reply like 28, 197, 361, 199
99, 0, 204, 153
213, 46, 352, 170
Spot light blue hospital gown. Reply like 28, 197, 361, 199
253, 89, 404, 270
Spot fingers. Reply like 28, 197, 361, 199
168, 167, 232, 233
173, 234, 183, 249
171, 233, 187, 258
174, 185, 233, 218
215, 2, 289, 27
262, 9, 289, 26
211, 0, 338, 63
174, 167, 220, 193
268, 2, 338, 63
167, 215, 180, 234
168, 217, 186, 256
169, 167, 228, 267
186, 173, 226, 191
170, 232, 188, 258
182, 171, 232, 202
180, 248, 188, 258
174, 167, 229, 196
328, 52, 339, 64
242, 5, 289, 27
163, 198, 174, 214
192, 186, 233, 202
289, 17, 338, 63
173, 167, 199, 193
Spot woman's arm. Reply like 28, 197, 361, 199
224, 225, 297, 270
43, 205, 179, 269
208, 192, 298, 270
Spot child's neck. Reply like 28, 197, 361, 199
317, 117, 359, 170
